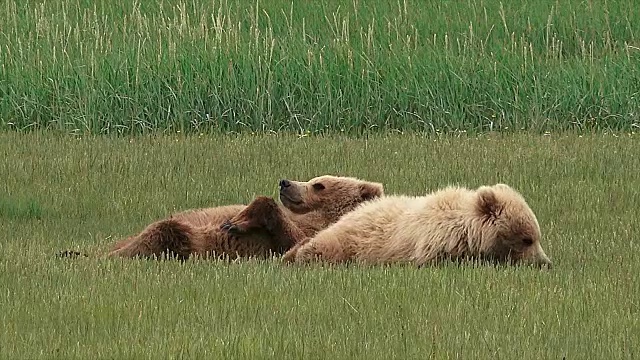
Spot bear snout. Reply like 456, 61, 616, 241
279, 179, 291, 190
536, 252, 553, 269
523, 243, 553, 269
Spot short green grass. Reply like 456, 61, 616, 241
1, 0, 639, 134
0, 132, 638, 359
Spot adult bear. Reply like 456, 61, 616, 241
107, 175, 383, 260
224, 184, 552, 268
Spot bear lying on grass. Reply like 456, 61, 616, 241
107, 175, 383, 260
224, 183, 552, 267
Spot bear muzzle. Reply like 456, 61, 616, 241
524, 243, 552, 269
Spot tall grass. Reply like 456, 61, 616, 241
0, 132, 639, 358
1, 0, 639, 135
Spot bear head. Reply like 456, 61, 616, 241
278, 175, 383, 223
475, 183, 552, 268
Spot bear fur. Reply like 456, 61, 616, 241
107, 175, 383, 260
281, 183, 552, 267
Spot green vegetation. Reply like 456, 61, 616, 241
1, 0, 637, 356
1, 0, 639, 135
0, 197, 43, 220
1, 133, 638, 359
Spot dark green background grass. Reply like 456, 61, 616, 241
1, 0, 639, 134
1, 133, 638, 359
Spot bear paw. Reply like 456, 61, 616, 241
221, 196, 280, 235
220, 219, 249, 234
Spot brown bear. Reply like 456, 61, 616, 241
107, 175, 384, 260
279, 183, 552, 267
230, 183, 552, 267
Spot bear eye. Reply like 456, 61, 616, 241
312, 183, 326, 191
522, 238, 534, 246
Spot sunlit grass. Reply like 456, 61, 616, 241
0, 132, 638, 358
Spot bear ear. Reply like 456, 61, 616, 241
476, 186, 503, 220
360, 182, 384, 201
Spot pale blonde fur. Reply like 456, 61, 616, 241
288, 184, 552, 267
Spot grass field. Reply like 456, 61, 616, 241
1, 0, 639, 357
1, 0, 640, 134
1, 132, 638, 359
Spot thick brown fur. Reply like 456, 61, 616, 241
106, 175, 384, 260
281, 183, 553, 268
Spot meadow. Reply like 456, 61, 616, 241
1, 0, 639, 358
1, 132, 639, 359
1, 0, 639, 134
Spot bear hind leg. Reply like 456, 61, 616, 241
285, 238, 352, 264
107, 219, 195, 260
